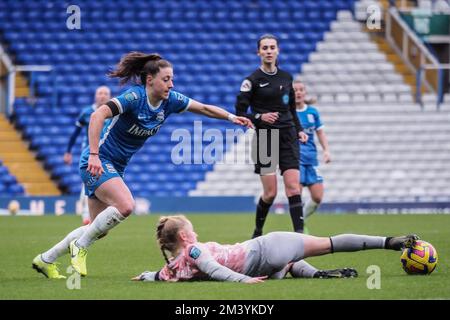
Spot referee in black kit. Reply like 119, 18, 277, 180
236, 34, 308, 238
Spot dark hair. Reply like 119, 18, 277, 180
108, 51, 172, 85
257, 33, 279, 50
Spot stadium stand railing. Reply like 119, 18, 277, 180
386, 6, 449, 108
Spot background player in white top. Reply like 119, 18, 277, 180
32, 52, 253, 279
133, 215, 418, 283
294, 80, 330, 225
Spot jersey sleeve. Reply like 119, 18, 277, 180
75, 109, 88, 127
314, 108, 324, 131
168, 91, 191, 114
235, 78, 259, 124
110, 87, 141, 115
188, 244, 251, 282
65, 126, 82, 153
157, 265, 177, 281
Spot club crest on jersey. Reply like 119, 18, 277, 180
282, 94, 289, 105
156, 111, 165, 122
124, 92, 139, 102
307, 114, 315, 123
189, 246, 201, 260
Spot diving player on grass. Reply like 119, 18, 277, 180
63, 86, 111, 226
133, 215, 418, 283
32, 52, 253, 279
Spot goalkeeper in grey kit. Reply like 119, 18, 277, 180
133, 215, 418, 283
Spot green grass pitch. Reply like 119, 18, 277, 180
0, 213, 449, 299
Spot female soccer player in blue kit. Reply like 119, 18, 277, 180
63, 86, 111, 225
32, 52, 253, 278
293, 80, 330, 223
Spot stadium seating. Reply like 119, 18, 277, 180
0, 0, 356, 197
2, 1, 448, 202
0, 160, 25, 195
189, 8, 450, 202
301, 10, 414, 105
191, 101, 450, 202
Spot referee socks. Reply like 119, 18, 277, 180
288, 195, 304, 233
253, 197, 273, 237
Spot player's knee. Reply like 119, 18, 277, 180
263, 190, 277, 202
284, 184, 300, 197
117, 199, 135, 217
311, 195, 323, 204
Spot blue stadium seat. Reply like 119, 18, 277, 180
8, 184, 25, 195
1, 174, 17, 185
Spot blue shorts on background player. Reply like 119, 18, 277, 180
32, 52, 254, 279
294, 80, 331, 223
63, 86, 111, 226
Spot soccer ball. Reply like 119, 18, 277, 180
400, 240, 438, 275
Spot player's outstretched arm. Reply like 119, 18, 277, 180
187, 100, 254, 129
316, 129, 331, 163
191, 245, 266, 283
243, 276, 268, 284
64, 126, 83, 165
132, 271, 161, 282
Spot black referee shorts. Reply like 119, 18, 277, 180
253, 126, 300, 175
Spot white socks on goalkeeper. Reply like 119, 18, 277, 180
304, 200, 319, 218
76, 206, 125, 249
41, 225, 88, 263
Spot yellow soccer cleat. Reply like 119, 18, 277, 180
32, 255, 66, 279
69, 240, 88, 277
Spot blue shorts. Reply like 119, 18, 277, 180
79, 160, 124, 198
300, 164, 323, 186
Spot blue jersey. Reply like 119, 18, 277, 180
296, 105, 323, 166
79, 85, 191, 172
75, 104, 96, 149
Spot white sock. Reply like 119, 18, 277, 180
80, 196, 90, 221
81, 208, 90, 221
76, 206, 125, 248
41, 225, 88, 263
304, 200, 320, 218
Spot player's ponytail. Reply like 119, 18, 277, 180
156, 215, 190, 264
109, 51, 172, 85
157, 218, 171, 264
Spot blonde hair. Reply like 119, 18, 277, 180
293, 79, 317, 105
156, 215, 190, 264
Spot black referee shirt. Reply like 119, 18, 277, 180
235, 67, 303, 132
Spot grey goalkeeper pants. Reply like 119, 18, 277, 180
243, 232, 305, 277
